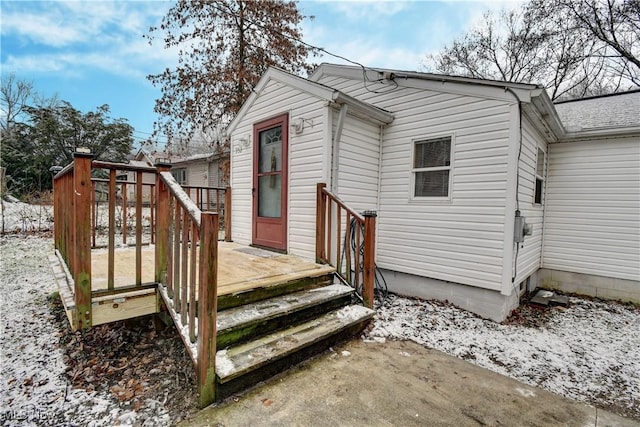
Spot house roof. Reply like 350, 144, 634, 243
225, 67, 395, 136
554, 90, 640, 133
172, 151, 228, 166
129, 159, 151, 168
310, 63, 640, 141
310, 63, 542, 93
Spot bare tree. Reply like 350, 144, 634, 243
1, 73, 34, 133
531, 0, 640, 85
425, 0, 640, 99
146, 0, 315, 152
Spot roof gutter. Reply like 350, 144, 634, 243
561, 126, 640, 142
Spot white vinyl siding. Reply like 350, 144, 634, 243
230, 79, 327, 258
208, 161, 220, 187
317, 75, 512, 291
512, 116, 547, 285
335, 112, 381, 212
186, 161, 209, 187
542, 137, 640, 281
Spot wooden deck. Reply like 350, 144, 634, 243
51, 242, 335, 329
89, 242, 335, 295
50, 155, 374, 407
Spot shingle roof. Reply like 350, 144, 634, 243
554, 90, 640, 132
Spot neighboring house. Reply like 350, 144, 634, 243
121, 150, 158, 203
170, 152, 229, 212
225, 64, 640, 321
120, 149, 229, 204
170, 152, 229, 188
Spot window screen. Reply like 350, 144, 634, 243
413, 136, 452, 198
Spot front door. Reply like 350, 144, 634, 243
252, 114, 288, 251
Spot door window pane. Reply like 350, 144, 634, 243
258, 175, 281, 218
259, 126, 282, 173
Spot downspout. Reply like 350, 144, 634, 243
330, 104, 348, 193
376, 124, 384, 211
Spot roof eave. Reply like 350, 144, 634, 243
332, 92, 394, 125
530, 88, 566, 141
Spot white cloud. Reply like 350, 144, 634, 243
1, 1, 176, 82
303, 0, 527, 72
1, 10, 84, 47
317, 0, 410, 21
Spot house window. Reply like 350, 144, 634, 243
172, 168, 187, 186
534, 147, 545, 205
412, 136, 453, 198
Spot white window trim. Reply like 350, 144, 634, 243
409, 133, 455, 202
533, 146, 545, 206
172, 168, 188, 186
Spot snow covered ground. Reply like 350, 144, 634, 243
0, 201, 53, 234
0, 214, 638, 423
367, 294, 640, 420
0, 236, 173, 426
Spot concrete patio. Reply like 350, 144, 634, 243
181, 339, 639, 427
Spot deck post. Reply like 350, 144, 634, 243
362, 210, 377, 309
73, 150, 93, 330
53, 175, 61, 252
198, 212, 219, 408
315, 183, 327, 263
155, 161, 172, 284
224, 186, 232, 242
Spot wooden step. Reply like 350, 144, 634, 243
217, 267, 335, 311
216, 284, 354, 348
215, 305, 374, 399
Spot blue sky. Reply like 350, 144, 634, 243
1, 1, 520, 148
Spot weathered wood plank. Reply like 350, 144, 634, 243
216, 305, 374, 384
198, 212, 218, 408
73, 152, 93, 330
155, 163, 171, 285
362, 211, 377, 308
225, 186, 232, 242
122, 182, 127, 246
108, 170, 116, 290
136, 170, 143, 285
92, 290, 158, 326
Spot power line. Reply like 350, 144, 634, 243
244, 16, 399, 94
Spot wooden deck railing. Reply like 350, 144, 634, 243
315, 183, 376, 308
90, 178, 156, 248
53, 152, 94, 329
182, 184, 231, 241
53, 152, 225, 407
155, 168, 218, 407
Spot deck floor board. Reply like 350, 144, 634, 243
90, 242, 335, 297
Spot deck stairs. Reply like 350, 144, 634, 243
164, 267, 374, 400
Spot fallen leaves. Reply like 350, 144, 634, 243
49, 295, 200, 424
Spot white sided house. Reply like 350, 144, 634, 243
226, 64, 639, 321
